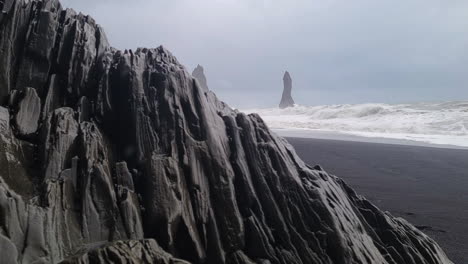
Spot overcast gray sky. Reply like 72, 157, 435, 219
61, 0, 468, 108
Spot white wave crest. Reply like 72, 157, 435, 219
243, 101, 468, 147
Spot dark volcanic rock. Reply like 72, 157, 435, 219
61, 240, 190, 264
192, 64, 209, 91
0, 0, 453, 263
279, 71, 295, 108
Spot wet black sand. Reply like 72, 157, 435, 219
287, 137, 468, 264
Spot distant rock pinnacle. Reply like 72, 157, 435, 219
192, 64, 209, 91
279, 71, 295, 108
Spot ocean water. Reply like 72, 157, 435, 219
243, 101, 468, 147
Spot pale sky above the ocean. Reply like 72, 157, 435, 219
61, 0, 468, 108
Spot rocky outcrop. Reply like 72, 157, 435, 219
192, 64, 209, 91
279, 71, 295, 108
0, 0, 453, 263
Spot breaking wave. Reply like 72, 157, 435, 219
244, 101, 468, 147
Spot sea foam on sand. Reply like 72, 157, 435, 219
244, 101, 468, 148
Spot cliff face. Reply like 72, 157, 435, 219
279, 71, 294, 109
0, 1, 453, 263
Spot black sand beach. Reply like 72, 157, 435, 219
287, 137, 468, 264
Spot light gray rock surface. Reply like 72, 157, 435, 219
0, 0, 453, 263
12, 87, 41, 137
279, 71, 295, 108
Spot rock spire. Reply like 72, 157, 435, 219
279, 71, 295, 108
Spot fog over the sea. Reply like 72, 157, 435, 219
61, 0, 468, 108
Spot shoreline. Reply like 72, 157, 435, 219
274, 129, 468, 150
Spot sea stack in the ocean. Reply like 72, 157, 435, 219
279, 71, 295, 108
192, 64, 209, 91
0, 0, 453, 263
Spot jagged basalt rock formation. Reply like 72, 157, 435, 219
0, 0, 453, 263
279, 71, 295, 109
192, 64, 209, 91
